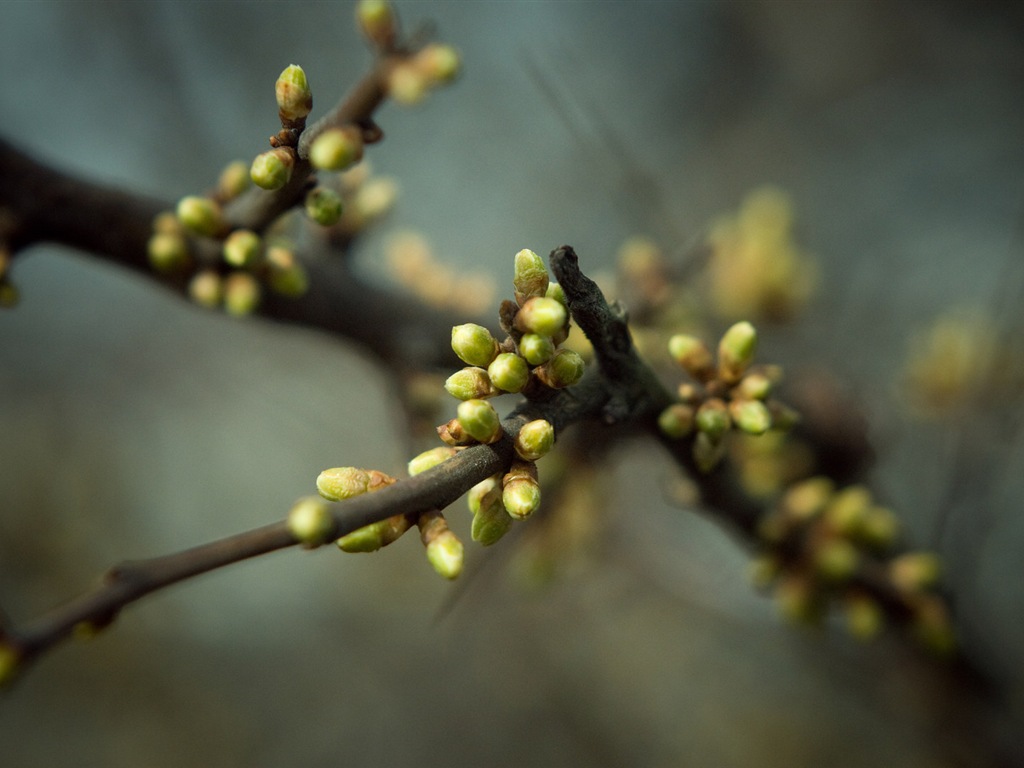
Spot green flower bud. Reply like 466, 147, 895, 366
317, 466, 370, 501
222, 229, 261, 268
408, 446, 457, 476
545, 281, 566, 306
444, 367, 498, 400
668, 334, 714, 381
515, 419, 555, 461
309, 126, 364, 172
250, 148, 295, 191
287, 495, 334, 548
718, 321, 758, 383
0, 644, 21, 688
451, 323, 500, 367
472, 489, 512, 546
217, 160, 251, 200
426, 530, 464, 579
502, 475, 541, 519
356, 0, 396, 49
467, 475, 502, 514
519, 333, 555, 365
488, 352, 530, 393
890, 552, 942, 593
415, 43, 461, 85
147, 232, 189, 272
534, 348, 585, 389
276, 64, 312, 122
813, 538, 860, 582
338, 513, 413, 553
692, 430, 727, 473
457, 399, 503, 444
515, 296, 568, 337
781, 476, 833, 521
223, 272, 261, 317
304, 187, 344, 226
843, 592, 884, 640
695, 399, 731, 441
513, 248, 549, 305
729, 399, 772, 435
387, 63, 428, 106
823, 485, 872, 536
657, 403, 695, 439
735, 372, 773, 401
858, 506, 899, 550
188, 270, 222, 308
266, 244, 309, 297
176, 196, 224, 237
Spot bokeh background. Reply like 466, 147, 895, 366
2, 1, 1023, 765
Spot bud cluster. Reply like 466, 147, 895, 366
751, 477, 954, 653
658, 321, 795, 473
385, 44, 461, 106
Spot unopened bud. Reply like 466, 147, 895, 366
457, 399, 503, 444
695, 399, 731, 441
223, 272, 261, 316
488, 352, 530, 393
843, 592, 884, 640
222, 229, 261, 268
513, 248, 549, 305
657, 403, 695, 439
250, 148, 295, 191
176, 196, 224, 237
774, 574, 823, 625
890, 552, 942, 593
824, 485, 872, 536
414, 43, 460, 85
287, 495, 334, 548
718, 321, 758, 383
534, 348, 585, 389
266, 244, 308, 297
692, 430, 727, 473
304, 187, 344, 226
502, 471, 541, 519
813, 538, 860, 582
309, 126, 364, 172
545, 281, 566, 306
515, 419, 555, 461
387, 62, 428, 106
515, 296, 568, 338
437, 418, 474, 446
356, 0, 396, 49
729, 399, 772, 435
217, 160, 251, 200
188, 270, 222, 308
519, 333, 555, 365
735, 372, 773, 401
668, 334, 714, 381
444, 367, 498, 400
147, 232, 189, 272
317, 466, 370, 501
859, 506, 899, 550
781, 476, 834, 521
338, 513, 413, 553
451, 323, 499, 367
408, 446, 457, 476
418, 510, 463, 579
276, 64, 312, 122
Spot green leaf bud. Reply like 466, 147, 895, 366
176, 195, 224, 237
338, 513, 413, 553
426, 530, 464, 579
843, 592, 885, 641
545, 281, 566, 306
317, 466, 370, 501
250, 148, 295, 191
534, 348, 585, 389
408, 446, 457, 476
451, 323, 499, 367
890, 552, 942, 593
515, 419, 555, 461
513, 248, 549, 305
472, 489, 513, 546
515, 296, 568, 337
695, 398, 731, 441
309, 126, 364, 172
188, 270, 222, 309
287, 495, 334, 548
457, 399, 503, 444
217, 160, 251, 200
223, 272, 261, 317
692, 430, 727, 473
147, 232, 189, 272
414, 43, 461, 85
718, 321, 758, 383
276, 64, 312, 122
444, 367, 498, 400
657, 403, 695, 439
519, 333, 555, 365
729, 399, 772, 435
502, 475, 541, 519
813, 538, 860, 582
668, 334, 714, 381
0, 643, 21, 688
356, 0, 396, 49
488, 352, 530, 393
304, 187, 344, 226
222, 229, 261, 268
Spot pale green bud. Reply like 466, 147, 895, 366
0, 644, 20, 688
266, 244, 308, 297
657, 403, 695, 439
457, 399, 503, 444
534, 348, 585, 389
176, 195, 224, 237
735, 372, 773, 401
781, 476, 833, 521
338, 513, 413, 553
223, 272, 261, 317
515, 296, 568, 337
467, 475, 501, 515
304, 187, 344, 226
515, 419, 555, 461
188, 270, 222, 308
217, 160, 251, 200
488, 352, 530, 393
222, 229, 261, 268
843, 592, 884, 640
471, 490, 512, 546
519, 333, 555, 365
729, 399, 772, 435
287, 495, 334, 548
890, 552, 942, 593
813, 538, 860, 581
858, 506, 899, 550
356, 0, 395, 49
502, 476, 541, 519
147, 232, 189, 272
513, 248, 549, 305
695, 399, 731, 441
824, 485, 872, 536
668, 334, 714, 381
451, 323, 499, 367
309, 126, 363, 172
692, 430, 727, 473
317, 466, 370, 501
276, 64, 312, 122
445, 367, 498, 400
408, 446, 457, 476
250, 149, 295, 191
415, 43, 461, 85
545, 281, 566, 306
718, 321, 758, 383
426, 530, 464, 579
387, 63, 428, 106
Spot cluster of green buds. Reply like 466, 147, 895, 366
657, 321, 796, 472
750, 477, 953, 653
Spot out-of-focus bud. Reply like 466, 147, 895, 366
774, 573, 822, 625
889, 552, 942, 593
387, 62, 428, 106
515, 296, 568, 338
718, 321, 758, 383
408, 446, 457, 476
451, 323, 500, 368
188, 270, 222, 308
534, 348, 585, 389
729, 399, 772, 435
309, 126, 364, 172
668, 334, 714, 382
843, 592, 884, 640
781, 476, 833, 521
748, 553, 781, 590
515, 419, 555, 461
217, 160, 251, 201
823, 485, 872, 536
223, 272, 261, 317
265, 243, 309, 297
176, 196, 224, 237
276, 64, 312, 122
444, 367, 498, 400
356, 0, 396, 50
813, 538, 860, 582
692, 430, 727, 473
147, 232, 189, 272
250, 148, 296, 191
414, 43, 460, 85
657, 404, 695, 439
695, 398, 731, 441
735, 371, 773, 401
512, 248, 549, 305
457, 399, 503, 444
222, 229, 261, 268
488, 352, 530, 393
304, 187, 344, 226
287, 495, 334, 548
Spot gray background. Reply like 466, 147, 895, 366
2, 1, 1023, 766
